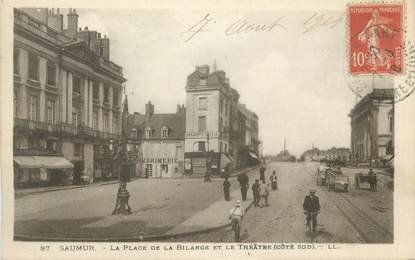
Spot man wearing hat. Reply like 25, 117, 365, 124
303, 189, 320, 232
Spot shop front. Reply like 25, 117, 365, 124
14, 156, 74, 189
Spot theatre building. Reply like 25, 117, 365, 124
349, 88, 394, 166
127, 102, 186, 178
13, 8, 125, 188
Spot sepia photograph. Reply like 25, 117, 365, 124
2, 0, 415, 259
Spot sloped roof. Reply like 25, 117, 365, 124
128, 112, 186, 139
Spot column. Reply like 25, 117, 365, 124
18, 48, 28, 119
98, 82, 104, 131
39, 57, 47, 122
83, 77, 89, 126
88, 80, 93, 127
108, 87, 113, 133
67, 72, 73, 124
60, 69, 67, 123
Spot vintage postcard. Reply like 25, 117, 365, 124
1, 0, 414, 259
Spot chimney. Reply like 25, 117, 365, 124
177, 104, 185, 114
196, 65, 209, 75
98, 37, 110, 60
176, 104, 181, 113
67, 8, 79, 38
145, 101, 154, 121
47, 8, 63, 31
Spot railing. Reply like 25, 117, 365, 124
14, 118, 121, 140
14, 148, 62, 156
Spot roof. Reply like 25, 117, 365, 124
128, 112, 186, 140
350, 88, 394, 115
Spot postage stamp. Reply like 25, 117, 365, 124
348, 3, 404, 74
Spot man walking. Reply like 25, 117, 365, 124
270, 170, 278, 190
259, 180, 270, 207
259, 166, 266, 183
237, 172, 249, 201
223, 176, 231, 201
252, 179, 260, 207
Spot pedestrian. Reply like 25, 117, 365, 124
270, 170, 278, 190
259, 180, 270, 207
252, 179, 260, 207
223, 177, 231, 201
237, 172, 249, 201
368, 168, 374, 191
259, 166, 266, 183
373, 173, 378, 192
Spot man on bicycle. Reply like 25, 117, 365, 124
302, 189, 320, 232
229, 200, 245, 230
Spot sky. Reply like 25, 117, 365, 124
73, 8, 359, 156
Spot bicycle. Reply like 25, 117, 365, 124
230, 217, 241, 242
304, 211, 319, 238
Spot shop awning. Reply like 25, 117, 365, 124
221, 153, 233, 168
14, 156, 74, 169
14, 156, 41, 168
248, 152, 258, 159
33, 156, 74, 169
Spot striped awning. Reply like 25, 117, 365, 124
14, 156, 74, 169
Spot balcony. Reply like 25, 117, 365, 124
14, 118, 60, 133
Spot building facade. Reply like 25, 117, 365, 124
349, 89, 394, 166
184, 65, 237, 175
127, 102, 186, 178
13, 8, 126, 188
238, 104, 260, 167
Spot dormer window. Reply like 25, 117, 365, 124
161, 126, 169, 138
145, 127, 153, 139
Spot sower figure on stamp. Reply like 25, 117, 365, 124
252, 179, 260, 207
237, 172, 249, 201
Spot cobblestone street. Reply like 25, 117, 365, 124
168, 162, 393, 243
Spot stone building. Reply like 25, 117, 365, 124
349, 88, 394, 166
13, 8, 126, 188
238, 104, 260, 167
184, 65, 238, 175
127, 102, 186, 178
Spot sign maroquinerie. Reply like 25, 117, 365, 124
138, 158, 179, 163
185, 131, 219, 137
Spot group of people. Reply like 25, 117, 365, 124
224, 166, 278, 207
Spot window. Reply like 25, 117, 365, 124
47, 63, 56, 86
93, 82, 99, 100
93, 110, 98, 130
46, 99, 56, 124
72, 107, 79, 126
225, 100, 228, 114
113, 89, 119, 106
198, 97, 207, 110
145, 127, 153, 139
28, 54, 39, 81
29, 95, 38, 121
224, 143, 227, 153
161, 126, 169, 138
104, 86, 109, 103
145, 164, 153, 177
198, 141, 206, 152
220, 98, 223, 113
13, 90, 18, 117
198, 116, 206, 132
113, 115, 119, 133
161, 164, 168, 175
104, 113, 110, 132
73, 76, 81, 94
388, 113, 393, 133
14, 48, 19, 74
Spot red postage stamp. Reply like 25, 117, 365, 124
348, 3, 403, 74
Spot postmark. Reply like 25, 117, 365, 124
348, 3, 403, 75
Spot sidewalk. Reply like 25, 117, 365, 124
164, 188, 253, 237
